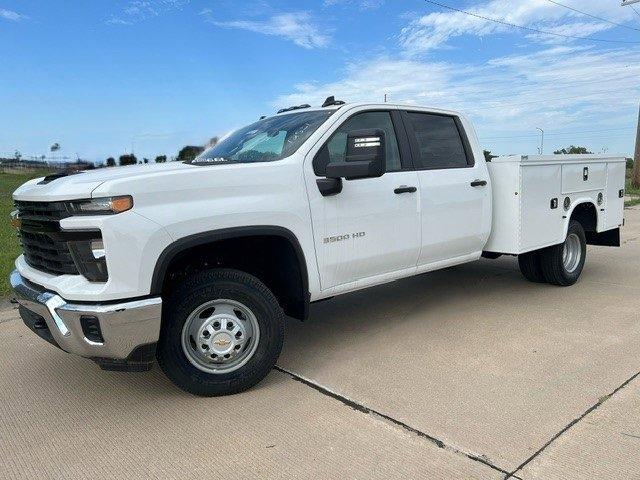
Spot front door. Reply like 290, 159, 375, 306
305, 109, 421, 292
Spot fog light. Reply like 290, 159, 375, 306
81, 316, 104, 344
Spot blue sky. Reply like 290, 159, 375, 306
1, 0, 639, 163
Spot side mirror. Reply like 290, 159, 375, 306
325, 129, 386, 180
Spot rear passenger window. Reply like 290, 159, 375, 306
406, 113, 469, 169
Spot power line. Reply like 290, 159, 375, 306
632, 6, 640, 19
423, 0, 640, 44
543, 0, 640, 32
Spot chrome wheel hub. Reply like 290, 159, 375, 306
562, 233, 582, 274
181, 299, 259, 374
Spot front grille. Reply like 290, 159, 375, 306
14, 200, 70, 222
15, 201, 80, 276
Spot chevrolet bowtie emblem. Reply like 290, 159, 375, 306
213, 339, 230, 347
10, 210, 20, 229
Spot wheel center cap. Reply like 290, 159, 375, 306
211, 332, 233, 354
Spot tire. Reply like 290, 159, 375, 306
518, 250, 546, 283
540, 220, 587, 286
157, 269, 284, 396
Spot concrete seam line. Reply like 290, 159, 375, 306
504, 369, 640, 479
274, 365, 517, 478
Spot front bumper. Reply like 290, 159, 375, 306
10, 270, 162, 371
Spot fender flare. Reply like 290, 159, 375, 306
150, 226, 310, 317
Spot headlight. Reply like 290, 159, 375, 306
67, 196, 133, 215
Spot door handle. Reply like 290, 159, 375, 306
470, 180, 487, 187
394, 186, 417, 194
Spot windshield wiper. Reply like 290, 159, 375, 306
190, 157, 238, 165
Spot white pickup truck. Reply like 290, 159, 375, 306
10, 98, 626, 396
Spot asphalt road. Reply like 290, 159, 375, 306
1, 207, 639, 479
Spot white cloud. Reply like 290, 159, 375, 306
274, 45, 640, 155
205, 11, 329, 49
107, 0, 189, 25
106, 17, 133, 25
400, 0, 639, 54
1, 8, 27, 22
323, 0, 384, 9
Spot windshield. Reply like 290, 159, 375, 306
192, 110, 334, 165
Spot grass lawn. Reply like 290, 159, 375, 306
0, 171, 50, 296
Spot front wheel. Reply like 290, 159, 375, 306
540, 220, 587, 286
157, 269, 284, 396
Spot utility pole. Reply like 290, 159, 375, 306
536, 127, 544, 154
632, 103, 640, 189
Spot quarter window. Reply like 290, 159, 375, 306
405, 113, 469, 169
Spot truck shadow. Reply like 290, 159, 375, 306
279, 257, 525, 367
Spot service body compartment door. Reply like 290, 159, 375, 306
520, 164, 564, 252
605, 162, 625, 230
562, 163, 606, 194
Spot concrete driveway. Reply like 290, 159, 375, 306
1, 207, 639, 479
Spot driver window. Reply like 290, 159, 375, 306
313, 111, 402, 176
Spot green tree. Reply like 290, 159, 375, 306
143, 158, 149, 164
155, 155, 167, 163
554, 145, 592, 155
177, 145, 204, 162
483, 150, 497, 162
106, 157, 116, 167
119, 154, 137, 166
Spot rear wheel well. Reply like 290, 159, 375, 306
154, 231, 308, 320
569, 202, 597, 233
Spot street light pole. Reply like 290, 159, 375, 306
536, 128, 544, 155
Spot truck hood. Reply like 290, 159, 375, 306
13, 162, 196, 201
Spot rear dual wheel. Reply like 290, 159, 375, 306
518, 220, 586, 286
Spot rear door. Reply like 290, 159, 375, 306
401, 110, 490, 266
304, 108, 421, 291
